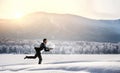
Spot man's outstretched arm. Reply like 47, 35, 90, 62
42, 43, 50, 51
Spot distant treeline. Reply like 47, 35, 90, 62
0, 39, 120, 54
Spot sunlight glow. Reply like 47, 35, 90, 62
0, 0, 89, 19
0, 0, 119, 19
14, 12, 24, 19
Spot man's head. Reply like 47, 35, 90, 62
43, 38, 47, 44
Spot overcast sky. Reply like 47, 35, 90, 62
0, 0, 120, 19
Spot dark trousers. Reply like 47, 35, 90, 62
26, 52, 42, 64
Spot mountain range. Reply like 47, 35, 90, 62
0, 12, 120, 42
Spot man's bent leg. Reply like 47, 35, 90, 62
25, 53, 37, 59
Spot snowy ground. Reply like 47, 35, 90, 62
0, 54, 120, 73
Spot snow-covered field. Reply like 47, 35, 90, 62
0, 54, 120, 73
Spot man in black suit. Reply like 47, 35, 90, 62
24, 38, 52, 64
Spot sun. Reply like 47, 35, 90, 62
14, 12, 24, 19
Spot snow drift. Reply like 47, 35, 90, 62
0, 54, 120, 73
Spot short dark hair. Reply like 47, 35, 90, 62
43, 38, 47, 42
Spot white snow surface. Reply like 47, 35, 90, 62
0, 54, 120, 73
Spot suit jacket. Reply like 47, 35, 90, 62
35, 43, 50, 53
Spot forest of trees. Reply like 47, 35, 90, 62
0, 38, 120, 54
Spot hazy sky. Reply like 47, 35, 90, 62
0, 0, 120, 19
